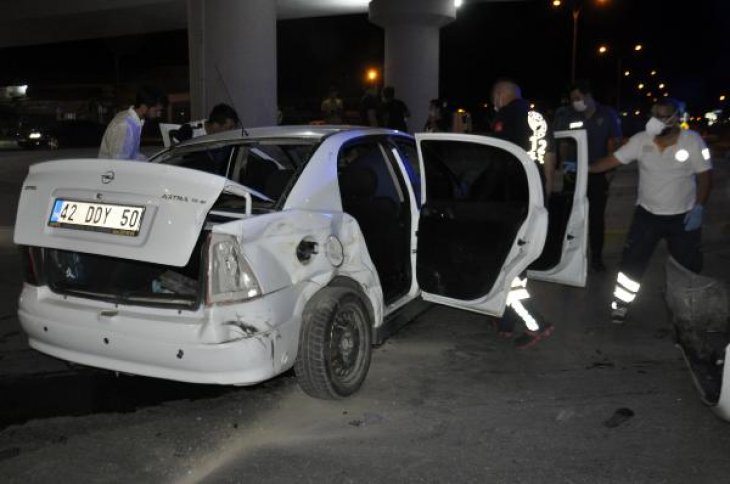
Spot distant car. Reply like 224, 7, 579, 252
14, 126, 588, 399
16, 118, 106, 150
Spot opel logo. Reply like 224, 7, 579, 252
101, 170, 115, 184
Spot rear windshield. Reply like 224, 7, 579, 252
152, 139, 317, 205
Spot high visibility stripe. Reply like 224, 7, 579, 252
510, 299, 539, 332
617, 272, 640, 293
614, 286, 636, 303
611, 301, 618, 310
569, 121, 584, 129
511, 277, 528, 289
508, 288, 530, 302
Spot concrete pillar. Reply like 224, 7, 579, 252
370, 0, 456, 133
187, 0, 277, 127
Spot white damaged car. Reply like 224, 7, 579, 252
14, 126, 588, 399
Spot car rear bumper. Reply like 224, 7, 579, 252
18, 285, 302, 385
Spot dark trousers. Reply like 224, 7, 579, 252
587, 173, 609, 263
619, 205, 703, 284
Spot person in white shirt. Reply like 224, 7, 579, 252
589, 98, 713, 323
99, 85, 167, 160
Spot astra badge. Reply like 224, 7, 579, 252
101, 170, 115, 184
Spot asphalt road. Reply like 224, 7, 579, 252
0, 146, 729, 483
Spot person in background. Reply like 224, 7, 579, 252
359, 85, 380, 127
424, 98, 452, 132
589, 98, 712, 324
321, 86, 344, 124
558, 80, 623, 272
380, 85, 410, 132
99, 85, 167, 160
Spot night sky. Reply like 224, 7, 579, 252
0, 0, 727, 117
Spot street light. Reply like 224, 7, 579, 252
365, 68, 379, 83
596, 41, 643, 112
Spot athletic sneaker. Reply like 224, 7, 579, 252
514, 324, 555, 349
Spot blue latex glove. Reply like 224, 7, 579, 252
683, 204, 703, 231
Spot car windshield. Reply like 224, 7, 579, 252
151, 139, 317, 206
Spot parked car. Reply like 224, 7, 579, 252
14, 126, 588, 399
16, 118, 106, 150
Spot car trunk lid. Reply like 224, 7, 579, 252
14, 158, 249, 267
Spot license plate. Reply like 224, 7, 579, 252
48, 199, 145, 236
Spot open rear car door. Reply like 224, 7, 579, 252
528, 129, 589, 287
414, 133, 548, 317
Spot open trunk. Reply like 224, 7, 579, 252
14, 159, 257, 267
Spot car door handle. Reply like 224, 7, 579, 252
517, 239, 527, 246
567, 234, 575, 240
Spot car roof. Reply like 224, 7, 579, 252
172, 125, 411, 148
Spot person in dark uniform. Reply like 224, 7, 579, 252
557, 80, 622, 272
488, 79, 556, 349
380, 86, 410, 132
359, 86, 381, 127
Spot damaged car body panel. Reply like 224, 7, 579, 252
665, 256, 730, 421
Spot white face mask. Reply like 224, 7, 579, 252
645, 116, 666, 136
572, 100, 587, 112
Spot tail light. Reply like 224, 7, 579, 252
205, 233, 261, 305
20, 246, 42, 286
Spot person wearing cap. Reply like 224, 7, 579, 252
589, 97, 713, 324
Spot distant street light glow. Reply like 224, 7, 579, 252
721, 95, 727, 101
454, 0, 463, 7
650, 70, 657, 76
634, 44, 643, 51
624, 70, 630, 76
552, 0, 561, 6
366, 68, 379, 83
638, 83, 645, 90
658, 83, 665, 89
598, 45, 608, 54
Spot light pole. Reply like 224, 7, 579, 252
597, 42, 643, 112
553, 0, 610, 83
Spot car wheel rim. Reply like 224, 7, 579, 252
329, 305, 364, 383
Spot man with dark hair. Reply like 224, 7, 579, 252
99, 85, 167, 160
380, 85, 410, 132
589, 98, 713, 324
558, 80, 622, 272
172, 103, 239, 144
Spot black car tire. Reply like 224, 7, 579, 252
47, 136, 60, 150
295, 287, 372, 399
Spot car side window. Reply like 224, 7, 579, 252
337, 140, 405, 205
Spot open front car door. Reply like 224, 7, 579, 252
414, 133, 548, 317
527, 129, 589, 287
